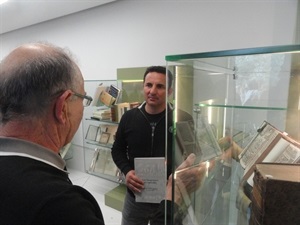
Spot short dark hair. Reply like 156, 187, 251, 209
0, 43, 79, 123
143, 66, 173, 89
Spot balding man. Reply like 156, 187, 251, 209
0, 42, 104, 224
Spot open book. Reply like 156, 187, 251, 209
238, 121, 300, 186
92, 84, 121, 107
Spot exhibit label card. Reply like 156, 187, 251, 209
134, 157, 166, 203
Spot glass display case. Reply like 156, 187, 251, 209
82, 77, 147, 183
83, 80, 122, 183
165, 45, 300, 225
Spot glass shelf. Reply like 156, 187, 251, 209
197, 101, 287, 111
85, 140, 113, 149
85, 117, 119, 125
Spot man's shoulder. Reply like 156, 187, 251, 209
122, 106, 141, 117
117, 107, 142, 125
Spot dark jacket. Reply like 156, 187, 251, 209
111, 102, 193, 196
111, 102, 174, 183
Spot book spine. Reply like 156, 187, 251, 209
250, 168, 266, 225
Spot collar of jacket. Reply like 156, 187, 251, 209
138, 101, 174, 111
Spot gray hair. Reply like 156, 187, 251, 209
0, 43, 81, 123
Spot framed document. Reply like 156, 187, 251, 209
85, 125, 99, 141
99, 132, 110, 144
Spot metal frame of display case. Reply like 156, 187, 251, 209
165, 45, 300, 225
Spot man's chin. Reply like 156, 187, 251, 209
147, 100, 157, 105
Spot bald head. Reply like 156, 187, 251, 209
3, 43, 51, 63
2, 43, 75, 77
0, 42, 83, 123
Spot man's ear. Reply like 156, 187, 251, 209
54, 91, 72, 124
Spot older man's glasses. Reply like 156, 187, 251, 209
72, 92, 93, 107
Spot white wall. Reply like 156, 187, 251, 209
0, 0, 299, 171
1, 0, 299, 80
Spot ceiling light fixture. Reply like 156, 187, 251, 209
0, 0, 8, 5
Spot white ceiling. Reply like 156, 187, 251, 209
0, 0, 117, 35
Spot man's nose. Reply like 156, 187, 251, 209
149, 86, 157, 94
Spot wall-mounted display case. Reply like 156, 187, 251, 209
166, 45, 300, 225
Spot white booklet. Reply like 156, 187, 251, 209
134, 157, 166, 203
